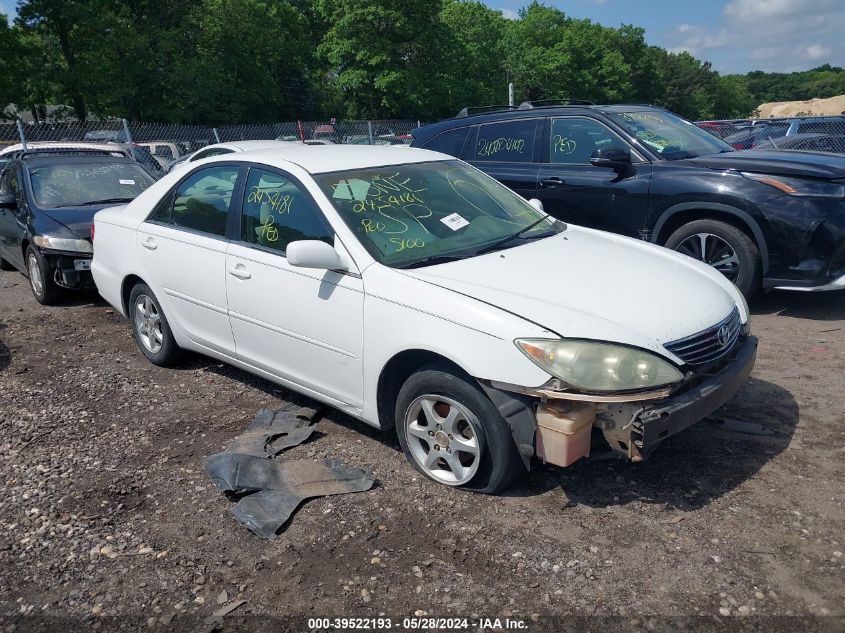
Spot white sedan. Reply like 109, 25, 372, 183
91, 146, 756, 493
164, 140, 298, 174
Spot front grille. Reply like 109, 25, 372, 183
664, 307, 742, 365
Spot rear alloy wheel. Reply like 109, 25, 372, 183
25, 246, 63, 305
128, 283, 181, 366
664, 219, 761, 298
395, 367, 524, 494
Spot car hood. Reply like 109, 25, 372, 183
399, 227, 739, 358
41, 204, 127, 238
689, 149, 845, 179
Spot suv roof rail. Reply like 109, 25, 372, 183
517, 99, 595, 109
454, 105, 517, 118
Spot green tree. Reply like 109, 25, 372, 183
315, 0, 450, 119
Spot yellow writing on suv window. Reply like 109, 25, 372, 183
477, 137, 526, 158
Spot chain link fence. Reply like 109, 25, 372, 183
0, 118, 422, 172
695, 115, 845, 152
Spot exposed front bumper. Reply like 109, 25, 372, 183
41, 250, 95, 289
630, 335, 758, 457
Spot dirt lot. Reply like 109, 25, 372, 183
1, 268, 843, 632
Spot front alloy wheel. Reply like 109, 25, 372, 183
404, 395, 482, 486
675, 233, 740, 282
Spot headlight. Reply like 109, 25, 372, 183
33, 235, 93, 253
515, 338, 684, 393
741, 172, 844, 198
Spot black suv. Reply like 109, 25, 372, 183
0, 151, 155, 304
412, 102, 845, 296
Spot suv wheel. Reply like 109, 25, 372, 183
395, 367, 524, 494
128, 283, 181, 366
664, 219, 761, 297
25, 246, 63, 305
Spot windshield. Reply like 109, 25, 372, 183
314, 160, 561, 268
29, 162, 155, 208
609, 110, 733, 160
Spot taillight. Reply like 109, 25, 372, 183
90, 222, 95, 242
732, 142, 748, 150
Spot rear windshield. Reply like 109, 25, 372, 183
28, 161, 155, 208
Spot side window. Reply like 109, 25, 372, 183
474, 120, 537, 163
155, 166, 239, 236
798, 121, 839, 135
422, 127, 469, 157
550, 118, 624, 164
191, 148, 233, 162
155, 145, 174, 160
240, 168, 333, 253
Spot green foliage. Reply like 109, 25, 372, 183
1, 1, 841, 123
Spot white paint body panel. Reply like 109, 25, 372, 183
92, 147, 748, 428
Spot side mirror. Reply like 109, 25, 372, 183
286, 240, 347, 271
590, 147, 632, 168
527, 198, 544, 213
0, 193, 16, 209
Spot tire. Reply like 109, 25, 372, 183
128, 282, 181, 366
395, 366, 524, 494
25, 246, 64, 305
0, 256, 14, 271
664, 218, 761, 298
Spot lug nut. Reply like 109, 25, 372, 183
433, 445, 440, 451
445, 448, 451, 454
448, 434, 453, 440
436, 424, 442, 430
428, 431, 435, 437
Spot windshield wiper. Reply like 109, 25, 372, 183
77, 197, 135, 206
397, 255, 467, 269
472, 215, 555, 256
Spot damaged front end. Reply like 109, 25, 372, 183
482, 334, 758, 469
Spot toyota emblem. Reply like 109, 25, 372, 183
716, 324, 731, 348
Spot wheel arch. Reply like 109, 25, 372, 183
120, 274, 147, 316
651, 203, 769, 273
376, 348, 472, 433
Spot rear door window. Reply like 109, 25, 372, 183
152, 165, 239, 237
473, 120, 537, 163
422, 127, 470, 157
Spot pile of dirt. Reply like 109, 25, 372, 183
757, 95, 845, 118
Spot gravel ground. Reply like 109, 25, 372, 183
0, 268, 843, 632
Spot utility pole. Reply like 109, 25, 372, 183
508, 83, 514, 107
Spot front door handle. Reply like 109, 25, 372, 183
228, 265, 251, 280
141, 236, 157, 250
540, 177, 566, 187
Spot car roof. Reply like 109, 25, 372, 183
412, 103, 667, 139
224, 145, 449, 174
215, 140, 297, 152
0, 141, 129, 156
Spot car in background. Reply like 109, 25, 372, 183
139, 141, 184, 167
91, 145, 754, 493
0, 141, 163, 180
412, 101, 845, 296
163, 140, 297, 174
695, 120, 750, 139
0, 151, 156, 304
723, 116, 845, 150
754, 133, 845, 153
83, 129, 129, 143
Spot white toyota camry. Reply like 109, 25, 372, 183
91, 145, 757, 493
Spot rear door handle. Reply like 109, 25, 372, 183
141, 236, 157, 250
540, 177, 566, 187
228, 265, 251, 280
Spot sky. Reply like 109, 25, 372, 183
483, 0, 845, 74
1, 0, 843, 75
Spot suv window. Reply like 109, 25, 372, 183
240, 168, 332, 253
473, 120, 537, 163
152, 165, 238, 236
155, 145, 174, 160
798, 121, 840, 135
191, 147, 234, 162
422, 127, 470, 157
550, 118, 626, 164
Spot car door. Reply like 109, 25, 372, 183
466, 119, 542, 200
137, 164, 243, 356
535, 116, 651, 238
0, 166, 27, 269
225, 165, 364, 408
